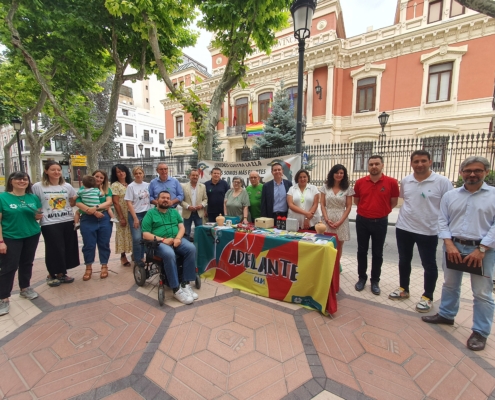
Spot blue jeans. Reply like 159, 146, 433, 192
396, 228, 439, 299
128, 211, 147, 262
183, 211, 203, 239
154, 239, 197, 289
80, 213, 112, 265
439, 242, 495, 338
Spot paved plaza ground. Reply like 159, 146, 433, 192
0, 226, 494, 400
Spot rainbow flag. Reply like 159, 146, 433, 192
246, 122, 264, 136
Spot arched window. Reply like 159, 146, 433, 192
258, 92, 272, 122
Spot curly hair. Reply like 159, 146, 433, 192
110, 164, 132, 185
325, 164, 349, 190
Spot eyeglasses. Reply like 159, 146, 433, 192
249, 176, 259, 179
157, 168, 168, 171
12, 177, 29, 182
462, 169, 485, 175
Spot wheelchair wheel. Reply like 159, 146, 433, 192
133, 264, 147, 286
195, 273, 201, 289
158, 285, 165, 306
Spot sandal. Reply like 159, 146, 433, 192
100, 265, 108, 279
121, 256, 131, 267
83, 266, 92, 281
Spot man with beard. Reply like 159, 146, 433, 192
205, 167, 230, 222
353, 155, 399, 295
389, 150, 453, 312
423, 156, 495, 351
141, 191, 198, 305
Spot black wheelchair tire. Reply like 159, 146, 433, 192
134, 264, 147, 286
195, 274, 201, 289
158, 285, 165, 306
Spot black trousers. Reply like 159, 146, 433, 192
0, 233, 40, 299
208, 212, 222, 223
356, 215, 388, 283
396, 227, 439, 300
41, 221, 80, 277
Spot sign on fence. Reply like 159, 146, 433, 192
198, 154, 301, 186
70, 155, 87, 167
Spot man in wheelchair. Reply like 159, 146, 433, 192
141, 190, 198, 305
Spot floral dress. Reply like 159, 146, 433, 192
110, 181, 132, 254
319, 186, 355, 241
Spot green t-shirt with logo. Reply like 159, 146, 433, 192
0, 192, 42, 239
246, 183, 263, 221
141, 207, 183, 239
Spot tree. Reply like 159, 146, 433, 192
252, 81, 296, 156
189, 129, 225, 168
3, 0, 196, 173
105, 0, 292, 160
457, 0, 495, 18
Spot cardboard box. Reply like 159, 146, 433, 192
255, 217, 274, 228
286, 218, 299, 232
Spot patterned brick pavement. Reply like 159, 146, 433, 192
0, 229, 494, 399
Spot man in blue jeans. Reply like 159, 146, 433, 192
423, 156, 495, 351
141, 191, 198, 305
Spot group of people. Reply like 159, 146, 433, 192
0, 153, 493, 352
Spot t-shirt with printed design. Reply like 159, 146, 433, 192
141, 207, 183, 239
124, 182, 151, 213
0, 192, 42, 239
32, 182, 77, 226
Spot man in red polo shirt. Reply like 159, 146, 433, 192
354, 155, 399, 295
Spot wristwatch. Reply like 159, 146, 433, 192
479, 245, 486, 253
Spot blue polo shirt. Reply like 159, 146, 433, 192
148, 176, 184, 205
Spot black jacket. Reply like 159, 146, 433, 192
260, 179, 292, 220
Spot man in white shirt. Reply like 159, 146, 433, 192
389, 150, 453, 312
423, 156, 495, 351
181, 169, 207, 241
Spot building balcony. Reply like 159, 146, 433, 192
227, 125, 246, 136
141, 136, 153, 144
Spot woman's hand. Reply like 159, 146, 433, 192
35, 210, 43, 221
0, 243, 7, 254
119, 217, 127, 227
133, 219, 140, 229
303, 218, 310, 229
304, 211, 313, 220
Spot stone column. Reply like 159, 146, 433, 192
325, 63, 334, 125
306, 68, 314, 126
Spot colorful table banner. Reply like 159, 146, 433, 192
196, 227, 337, 313
246, 122, 264, 136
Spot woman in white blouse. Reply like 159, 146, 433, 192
287, 169, 321, 230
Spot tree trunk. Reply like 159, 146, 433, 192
29, 142, 43, 181
82, 142, 99, 173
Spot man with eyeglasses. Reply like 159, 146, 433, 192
423, 156, 495, 351
148, 162, 184, 208
246, 171, 263, 222
389, 150, 453, 312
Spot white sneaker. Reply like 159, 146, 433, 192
416, 296, 432, 313
0, 299, 10, 316
20, 287, 39, 300
184, 284, 199, 300
74, 222, 80, 231
173, 288, 193, 305
111, 218, 120, 224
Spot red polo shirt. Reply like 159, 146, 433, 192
354, 174, 399, 219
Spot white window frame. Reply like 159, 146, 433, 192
171, 108, 185, 139
350, 63, 386, 123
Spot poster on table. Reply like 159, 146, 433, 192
196, 154, 301, 186
196, 228, 337, 313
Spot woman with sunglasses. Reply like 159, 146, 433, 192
32, 160, 79, 287
0, 172, 43, 316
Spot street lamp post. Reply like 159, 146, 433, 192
241, 130, 250, 161
138, 142, 144, 168
291, 0, 317, 155
167, 139, 173, 162
11, 117, 24, 172
378, 111, 390, 141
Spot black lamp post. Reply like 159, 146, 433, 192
291, 0, 317, 155
11, 117, 24, 172
138, 142, 144, 167
241, 130, 250, 161
167, 139, 173, 162
378, 111, 389, 141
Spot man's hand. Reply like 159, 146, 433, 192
188, 206, 195, 211
463, 248, 485, 268
195, 205, 203, 210
173, 238, 181, 248
445, 242, 463, 264
162, 238, 174, 246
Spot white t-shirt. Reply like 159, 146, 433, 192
32, 182, 77, 226
396, 172, 453, 236
124, 182, 151, 213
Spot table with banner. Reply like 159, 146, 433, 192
195, 226, 340, 314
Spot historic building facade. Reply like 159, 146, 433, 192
164, 0, 495, 162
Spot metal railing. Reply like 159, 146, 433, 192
227, 125, 246, 136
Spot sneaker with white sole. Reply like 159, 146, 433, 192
0, 299, 10, 316
184, 284, 199, 300
20, 287, 39, 300
416, 296, 432, 313
74, 222, 80, 231
388, 287, 410, 300
173, 288, 194, 305
111, 217, 120, 224
46, 276, 61, 287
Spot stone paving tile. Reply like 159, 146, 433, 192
305, 296, 495, 399
0, 295, 165, 399
0, 294, 42, 340
102, 387, 144, 399
146, 296, 312, 399
312, 390, 344, 400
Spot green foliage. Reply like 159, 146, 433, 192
252, 81, 295, 155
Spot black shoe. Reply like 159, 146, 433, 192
467, 331, 487, 351
136, 260, 145, 268
371, 282, 380, 295
355, 279, 366, 291
421, 313, 454, 325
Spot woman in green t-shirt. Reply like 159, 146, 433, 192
0, 172, 43, 316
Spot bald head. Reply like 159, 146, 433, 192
249, 171, 260, 187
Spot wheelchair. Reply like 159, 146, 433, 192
134, 238, 201, 306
